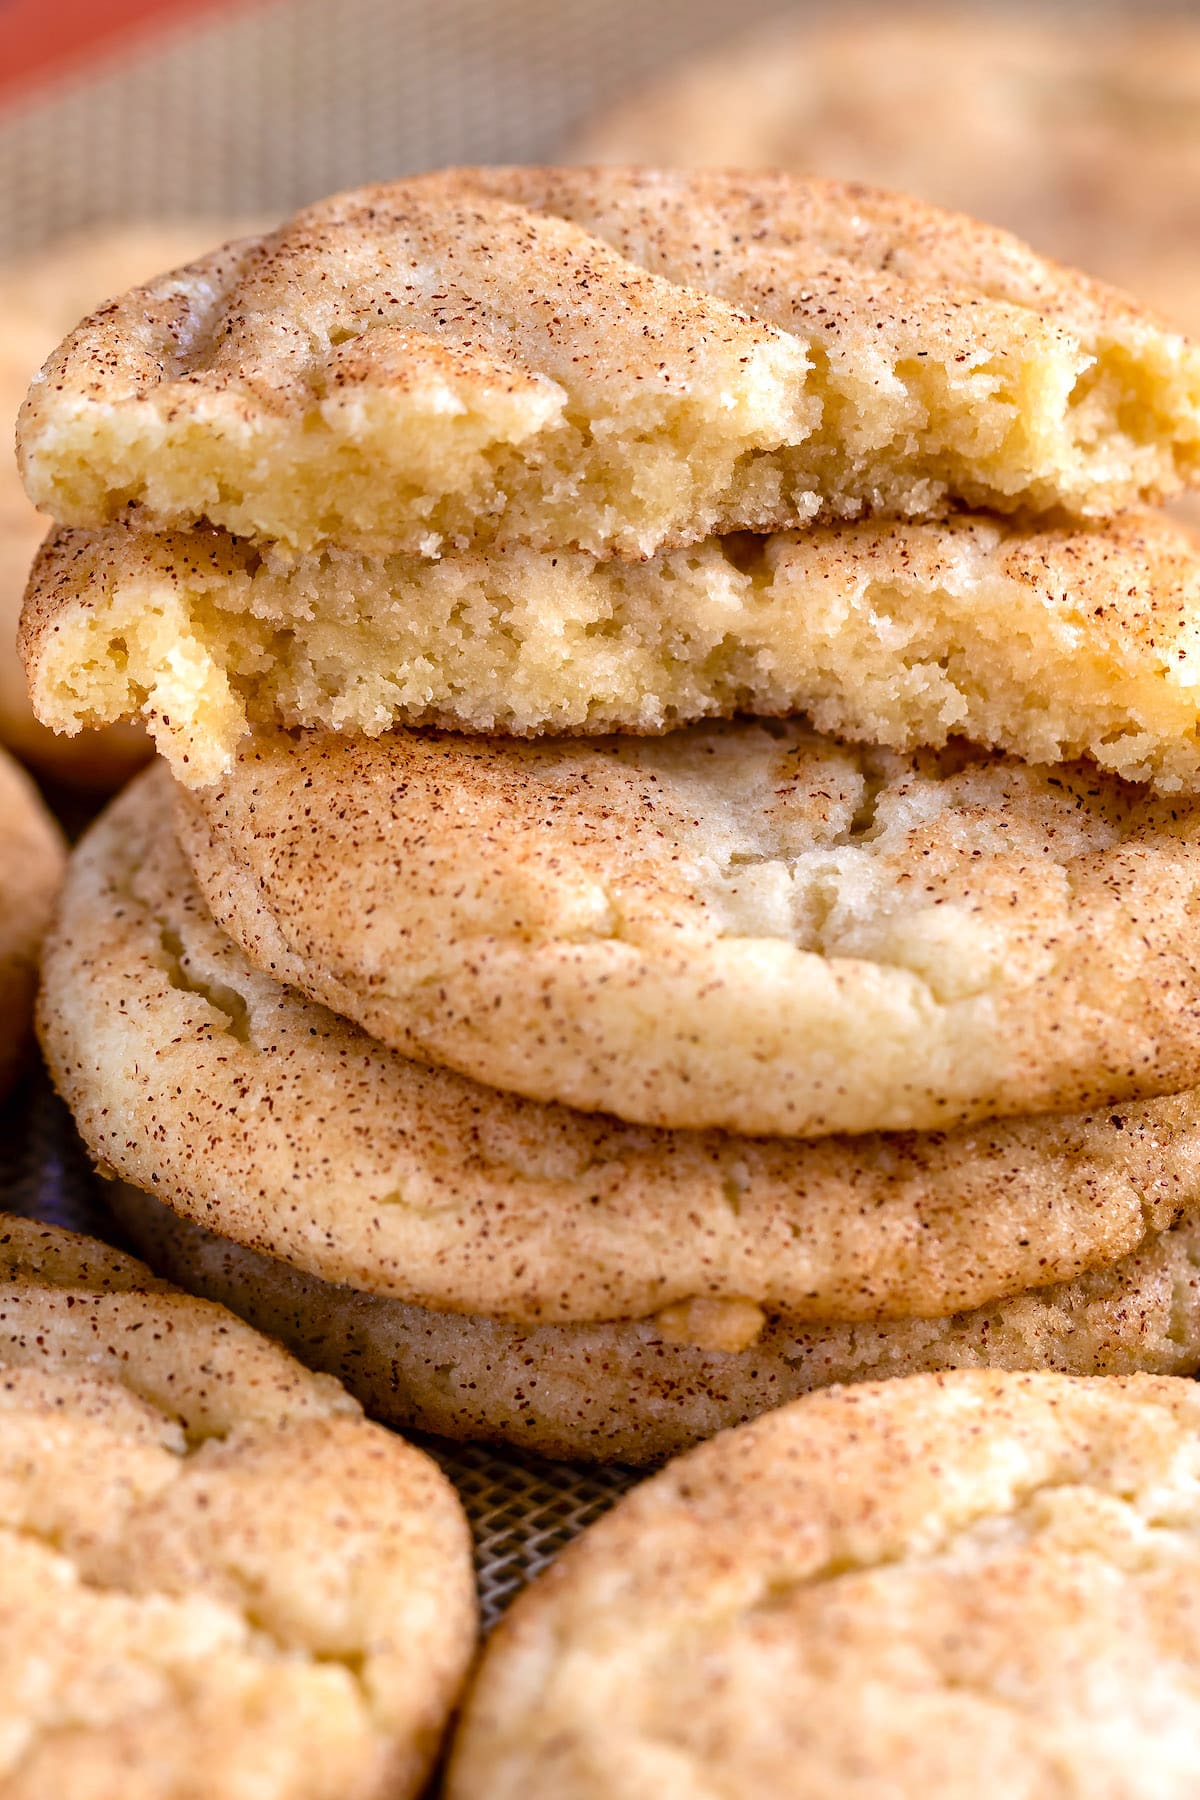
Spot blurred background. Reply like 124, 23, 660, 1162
0, 0, 1194, 254
0, 0, 795, 249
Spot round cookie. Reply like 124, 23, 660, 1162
36, 767, 1200, 1327
0, 1212, 476, 1799
178, 721, 1200, 1136
572, 9, 1200, 336
448, 1370, 1200, 1797
25, 508, 1200, 793
0, 226, 246, 788
18, 170, 1200, 559
0, 745, 64, 1095
110, 1181, 1200, 1469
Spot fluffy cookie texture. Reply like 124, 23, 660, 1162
37, 769, 1200, 1326
23, 509, 1200, 790
448, 1371, 1200, 1797
0, 746, 64, 1095
0, 226, 237, 787
18, 169, 1200, 557
0, 1213, 476, 1800
572, 10, 1200, 335
111, 1183, 1200, 1468
179, 721, 1200, 1136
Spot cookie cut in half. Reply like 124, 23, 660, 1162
37, 768, 1200, 1326
0, 745, 64, 1095
18, 169, 1200, 557
0, 1214, 476, 1800
112, 1182, 1200, 1468
179, 721, 1200, 1136
22, 509, 1200, 790
448, 1370, 1200, 1797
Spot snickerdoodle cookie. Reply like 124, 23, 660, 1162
0, 1213, 476, 1799
111, 1182, 1200, 1468
37, 768, 1200, 1326
23, 509, 1200, 791
448, 1370, 1200, 1797
178, 721, 1200, 1136
18, 170, 1200, 558
0, 225, 243, 786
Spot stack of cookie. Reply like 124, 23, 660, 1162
24, 169, 1200, 1464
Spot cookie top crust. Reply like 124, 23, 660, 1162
0, 1214, 476, 1800
20, 507, 1200, 793
18, 168, 1200, 556
448, 1370, 1200, 1799
36, 766, 1200, 1326
180, 720, 1200, 1136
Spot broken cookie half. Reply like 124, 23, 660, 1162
22, 507, 1200, 791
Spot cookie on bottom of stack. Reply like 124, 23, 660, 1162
0, 1213, 476, 1798
447, 1370, 1200, 1798
39, 770, 1200, 1465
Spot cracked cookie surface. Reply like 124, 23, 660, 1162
17, 169, 1200, 557
23, 509, 1200, 792
112, 1183, 1200, 1468
448, 1370, 1200, 1797
0, 1214, 476, 1800
37, 768, 1200, 1325
179, 720, 1200, 1135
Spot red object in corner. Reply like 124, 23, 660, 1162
0, 0, 249, 103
